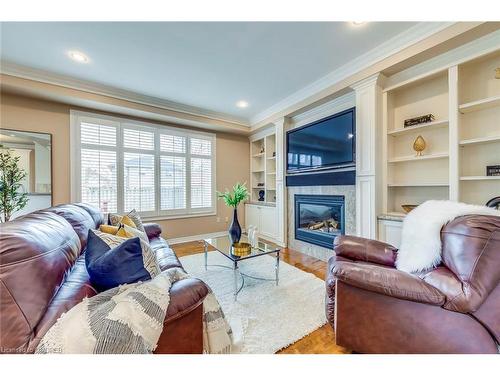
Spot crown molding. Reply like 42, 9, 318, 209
350, 73, 385, 91
0, 61, 250, 129
250, 22, 457, 127
383, 29, 500, 91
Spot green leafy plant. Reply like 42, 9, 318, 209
217, 182, 249, 208
0, 147, 29, 222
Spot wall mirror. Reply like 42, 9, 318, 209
0, 129, 52, 220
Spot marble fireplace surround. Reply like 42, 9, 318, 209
287, 185, 356, 261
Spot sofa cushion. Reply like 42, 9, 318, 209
440, 215, 500, 313
85, 230, 160, 291
0, 211, 81, 352
44, 204, 102, 249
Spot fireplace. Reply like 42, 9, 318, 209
294, 194, 345, 249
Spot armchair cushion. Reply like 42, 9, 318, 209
331, 261, 446, 306
333, 235, 398, 267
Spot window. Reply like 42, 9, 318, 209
71, 111, 216, 218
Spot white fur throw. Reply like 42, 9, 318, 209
396, 200, 500, 273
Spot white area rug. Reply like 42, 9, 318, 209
180, 250, 327, 354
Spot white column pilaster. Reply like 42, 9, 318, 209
273, 116, 289, 247
351, 74, 385, 239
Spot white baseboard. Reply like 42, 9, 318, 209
167, 231, 227, 245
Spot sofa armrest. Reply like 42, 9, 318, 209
331, 261, 445, 306
143, 223, 162, 240
333, 235, 397, 267
155, 278, 209, 354
165, 278, 209, 322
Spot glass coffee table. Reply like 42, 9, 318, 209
202, 234, 281, 301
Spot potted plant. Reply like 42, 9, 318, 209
0, 147, 29, 222
217, 182, 249, 244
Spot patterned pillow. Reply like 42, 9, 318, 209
85, 229, 160, 291
109, 209, 145, 234
116, 224, 149, 243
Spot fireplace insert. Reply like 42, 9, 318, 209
294, 194, 345, 249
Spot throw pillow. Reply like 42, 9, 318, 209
116, 224, 149, 243
99, 224, 120, 235
109, 209, 145, 234
85, 229, 160, 291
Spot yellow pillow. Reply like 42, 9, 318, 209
119, 215, 137, 228
116, 226, 134, 238
99, 224, 120, 235
116, 224, 149, 243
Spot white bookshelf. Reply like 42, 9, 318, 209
382, 70, 451, 215
249, 131, 277, 205
382, 49, 500, 214
458, 51, 500, 205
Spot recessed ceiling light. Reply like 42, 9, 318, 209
68, 50, 89, 63
236, 100, 249, 108
351, 21, 366, 26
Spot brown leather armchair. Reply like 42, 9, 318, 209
326, 214, 500, 354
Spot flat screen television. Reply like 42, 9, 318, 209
286, 107, 355, 173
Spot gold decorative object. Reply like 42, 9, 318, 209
401, 204, 418, 213
231, 242, 251, 257
413, 135, 426, 156
495, 68, 500, 79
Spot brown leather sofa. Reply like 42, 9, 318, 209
326, 214, 500, 354
0, 203, 209, 354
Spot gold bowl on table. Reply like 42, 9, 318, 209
231, 242, 251, 256
401, 204, 418, 213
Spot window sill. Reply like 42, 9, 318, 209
142, 212, 217, 222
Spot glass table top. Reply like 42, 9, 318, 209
203, 234, 280, 261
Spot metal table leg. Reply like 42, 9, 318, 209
233, 261, 239, 301
204, 241, 208, 270
275, 251, 280, 286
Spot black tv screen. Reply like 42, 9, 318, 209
287, 108, 355, 173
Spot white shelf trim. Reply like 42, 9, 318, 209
388, 182, 450, 187
460, 176, 500, 181
459, 135, 500, 146
459, 95, 500, 114
388, 153, 449, 163
387, 119, 448, 136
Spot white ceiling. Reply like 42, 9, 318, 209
0, 22, 422, 124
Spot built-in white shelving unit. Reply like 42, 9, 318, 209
382, 70, 451, 215
458, 51, 500, 205
382, 49, 500, 215
249, 132, 277, 205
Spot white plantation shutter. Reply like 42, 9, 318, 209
79, 121, 118, 213
73, 112, 215, 217
160, 155, 186, 210
123, 126, 156, 213
190, 157, 212, 208
190, 137, 213, 209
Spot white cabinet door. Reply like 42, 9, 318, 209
259, 206, 277, 239
378, 219, 403, 248
245, 204, 260, 231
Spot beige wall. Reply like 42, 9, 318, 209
0, 93, 250, 239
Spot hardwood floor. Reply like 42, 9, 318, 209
171, 240, 350, 354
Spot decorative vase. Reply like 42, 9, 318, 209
228, 208, 242, 244
413, 135, 426, 156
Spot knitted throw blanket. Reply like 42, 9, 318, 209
36, 268, 232, 354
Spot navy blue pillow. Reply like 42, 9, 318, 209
85, 229, 156, 291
